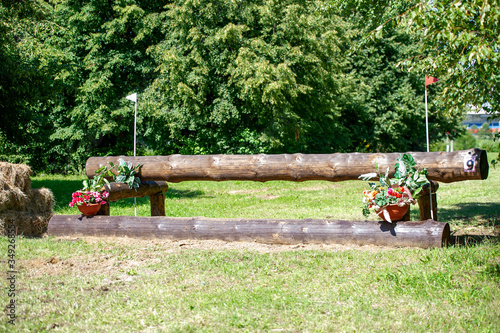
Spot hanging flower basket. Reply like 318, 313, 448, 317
360, 153, 429, 223
375, 204, 409, 222
77, 203, 101, 216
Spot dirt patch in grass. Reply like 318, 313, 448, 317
20, 236, 397, 281
294, 184, 340, 191
253, 194, 281, 200
54, 235, 397, 253
227, 188, 270, 195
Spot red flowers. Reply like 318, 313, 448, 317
387, 187, 403, 198
69, 190, 109, 207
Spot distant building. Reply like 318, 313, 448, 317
462, 107, 499, 133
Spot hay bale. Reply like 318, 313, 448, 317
0, 162, 54, 236
0, 162, 32, 192
0, 188, 28, 213
0, 210, 52, 237
28, 188, 54, 214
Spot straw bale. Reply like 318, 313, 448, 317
0, 188, 28, 213
0, 210, 52, 236
27, 188, 54, 214
0, 162, 54, 236
0, 162, 32, 192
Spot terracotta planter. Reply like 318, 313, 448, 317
376, 204, 409, 222
77, 203, 101, 216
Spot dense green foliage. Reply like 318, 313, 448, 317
146, 0, 350, 154
1, 0, 468, 172
337, 0, 462, 152
395, 0, 500, 116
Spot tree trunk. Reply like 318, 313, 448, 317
86, 149, 488, 184
48, 215, 450, 249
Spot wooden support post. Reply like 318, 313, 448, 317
48, 215, 450, 249
96, 203, 110, 216
101, 181, 168, 217
150, 193, 166, 216
401, 208, 411, 221
418, 181, 439, 221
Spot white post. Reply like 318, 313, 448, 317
126, 93, 138, 216
424, 87, 434, 220
133, 99, 137, 216
134, 100, 137, 157
425, 88, 430, 153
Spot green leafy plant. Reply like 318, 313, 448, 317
82, 166, 114, 193
109, 158, 142, 190
68, 159, 141, 209
69, 166, 113, 207
491, 133, 500, 169
360, 153, 428, 222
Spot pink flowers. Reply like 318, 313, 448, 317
69, 190, 109, 207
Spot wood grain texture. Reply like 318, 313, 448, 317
104, 181, 169, 201
48, 215, 450, 249
150, 193, 166, 216
86, 149, 488, 184
418, 181, 440, 221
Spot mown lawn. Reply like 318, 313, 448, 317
1, 153, 499, 332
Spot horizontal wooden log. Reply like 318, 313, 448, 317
48, 216, 450, 249
105, 181, 169, 202
86, 149, 488, 184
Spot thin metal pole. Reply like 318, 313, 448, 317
425, 88, 429, 153
425, 87, 434, 220
134, 99, 137, 216
133, 100, 137, 157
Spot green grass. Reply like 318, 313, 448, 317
1, 153, 499, 331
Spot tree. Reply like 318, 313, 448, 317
335, 0, 464, 152
391, 0, 500, 164
394, 0, 500, 116
145, 0, 352, 154
44, 0, 167, 171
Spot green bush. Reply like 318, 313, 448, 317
479, 139, 500, 152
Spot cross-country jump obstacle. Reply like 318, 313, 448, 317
48, 149, 489, 249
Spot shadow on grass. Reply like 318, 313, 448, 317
32, 178, 208, 207
438, 202, 500, 226
166, 188, 206, 199
436, 202, 500, 246
450, 234, 500, 246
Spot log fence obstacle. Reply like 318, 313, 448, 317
48, 148, 489, 248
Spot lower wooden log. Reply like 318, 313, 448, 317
47, 216, 450, 249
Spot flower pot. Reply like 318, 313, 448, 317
376, 204, 409, 222
77, 203, 101, 216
